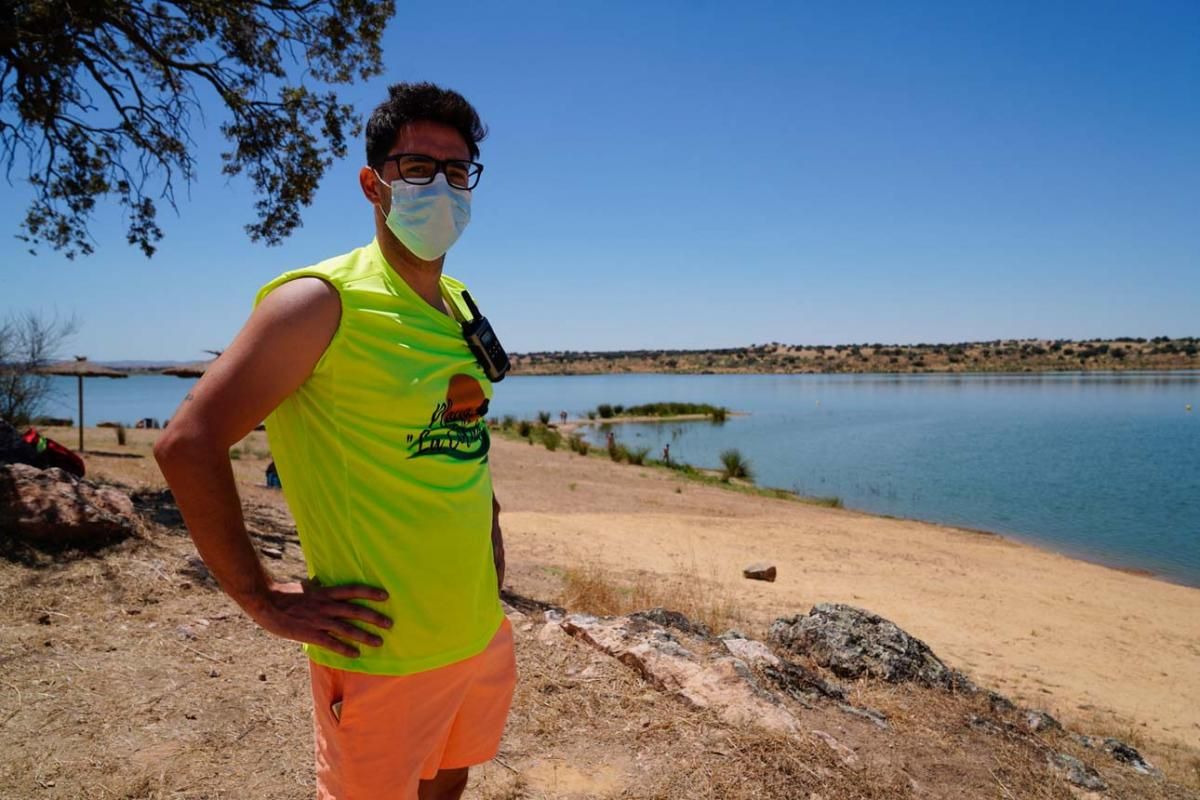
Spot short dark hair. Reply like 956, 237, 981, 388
365, 82, 487, 167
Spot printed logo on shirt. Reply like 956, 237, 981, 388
407, 374, 490, 460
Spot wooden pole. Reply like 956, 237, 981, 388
77, 374, 84, 452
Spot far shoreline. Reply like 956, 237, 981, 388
495, 366, 1200, 379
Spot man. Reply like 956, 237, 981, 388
155, 82, 515, 800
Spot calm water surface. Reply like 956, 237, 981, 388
44, 371, 1200, 586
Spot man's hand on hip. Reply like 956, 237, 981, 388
249, 578, 393, 659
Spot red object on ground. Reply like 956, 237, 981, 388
22, 428, 86, 478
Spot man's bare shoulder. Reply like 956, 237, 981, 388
246, 277, 341, 376
258, 276, 340, 319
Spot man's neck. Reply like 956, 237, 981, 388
374, 218, 448, 315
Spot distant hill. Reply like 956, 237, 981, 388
508, 336, 1200, 375
87, 337, 1200, 376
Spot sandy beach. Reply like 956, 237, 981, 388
21, 424, 1200, 778
484, 434, 1200, 757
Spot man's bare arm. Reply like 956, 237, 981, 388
154, 278, 391, 658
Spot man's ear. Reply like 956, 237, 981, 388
359, 166, 387, 210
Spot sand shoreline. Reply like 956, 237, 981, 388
519, 423, 1198, 591
484, 435, 1200, 759
809, 504, 1193, 590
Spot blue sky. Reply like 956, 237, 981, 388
2, 1, 1197, 361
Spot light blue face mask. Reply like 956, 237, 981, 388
375, 172, 472, 261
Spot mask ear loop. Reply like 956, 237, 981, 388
371, 168, 393, 211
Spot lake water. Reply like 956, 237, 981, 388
42, 371, 1200, 586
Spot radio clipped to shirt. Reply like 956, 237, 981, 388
454, 290, 510, 382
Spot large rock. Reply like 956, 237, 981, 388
559, 611, 799, 734
630, 607, 712, 639
1050, 753, 1108, 791
1077, 735, 1163, 777
719, 631, 782, 668
0, 463, 136, 546
1024, 709, 1062, 733
557, 611, 874, 769
769, 603, 974, 691
762, 659, 848, 705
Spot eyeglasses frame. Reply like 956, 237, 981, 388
379, 153, 484, 190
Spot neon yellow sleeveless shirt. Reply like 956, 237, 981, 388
254, 239, 502, 676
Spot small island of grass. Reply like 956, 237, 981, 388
593, 402, 729, 422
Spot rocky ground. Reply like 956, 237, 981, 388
2, 425, 1199, 798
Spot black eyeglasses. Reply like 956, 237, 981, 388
381, 153, 484, 190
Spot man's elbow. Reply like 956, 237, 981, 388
153, 429, 186, 473
154, 425, 215, 472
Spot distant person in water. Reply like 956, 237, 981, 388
155, 82, 513, 800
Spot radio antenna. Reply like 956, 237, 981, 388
461, 291, 482, 320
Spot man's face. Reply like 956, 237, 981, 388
370, 120, 472, 216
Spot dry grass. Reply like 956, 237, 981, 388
557, 552, 743, 635
3, 518, 1197, 799
0, 531, 314, 800
1056, 704, 1200, 792
547, 560, 1200, 800
499, 608, 920, 800
632, 725, 918, 800
5, 427, 1198, 799
849, 679, 1200, 799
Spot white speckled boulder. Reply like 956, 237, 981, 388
0, 463, 136, 545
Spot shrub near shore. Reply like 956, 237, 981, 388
493, 415, 841, 507
719, 448, 754, 482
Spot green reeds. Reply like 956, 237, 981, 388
718, 448, 754, 482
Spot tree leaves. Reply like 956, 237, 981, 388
0, 0, 395, 258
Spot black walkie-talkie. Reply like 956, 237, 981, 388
459, 291, 510, 382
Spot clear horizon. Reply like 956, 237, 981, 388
2, 1, 1197, 361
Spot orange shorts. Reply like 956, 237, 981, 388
309, 616, 517, 799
